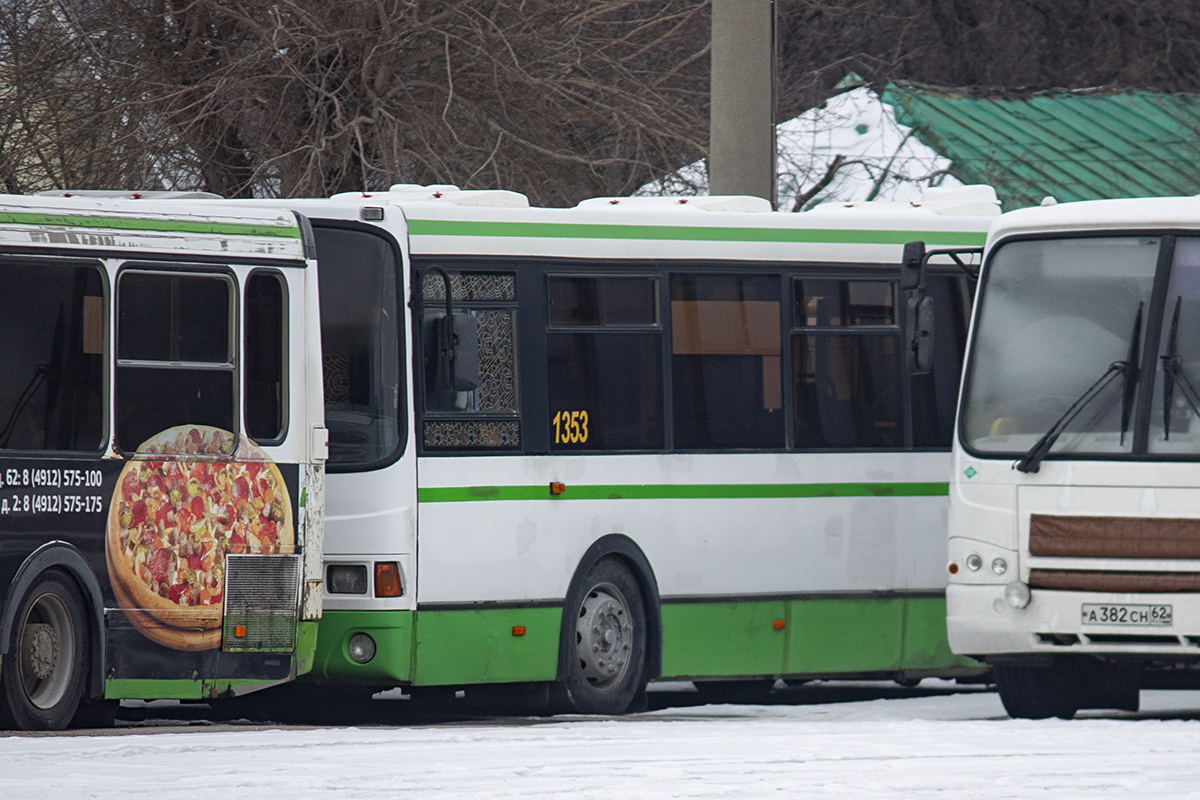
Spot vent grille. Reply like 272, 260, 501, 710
222, 554, 300, 653
1030, 514, 1200, 559
1030, 568, 1200, 593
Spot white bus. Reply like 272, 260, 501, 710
0, 194, 326, 730
258, 184, 996, 713
948, 195, 1200, 719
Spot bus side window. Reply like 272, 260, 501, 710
670, 273, 784, 450
0, 259, 105, 452
792, 278, 903, 449
116, 270, 235, 453
546, 275, 663, 451
420, 270, 520, 450
244, 271, 288, 444
910, 275, 973, 448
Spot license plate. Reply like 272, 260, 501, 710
1081, 603, 1173, 626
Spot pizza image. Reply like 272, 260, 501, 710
106, 426, 293, 651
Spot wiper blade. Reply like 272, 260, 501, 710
1016, 302, 1146, 473
1120, 301, 1144, 446
1015, 361, 1127, 473
1160, 296, 1200, 438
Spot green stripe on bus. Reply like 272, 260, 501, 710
0, 211, 302, 239
418, 481, 950, 503
407, 218, 986, 247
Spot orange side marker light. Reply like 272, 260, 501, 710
375, 562, 403, 597
512, 626, 526, 637
549, 482, 566, 496
234, 624, 247, 638
772, 620, 786, 630
948, 563, 959, 574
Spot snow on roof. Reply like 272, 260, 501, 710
637, 85, 962, 211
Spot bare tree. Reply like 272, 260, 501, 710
6, 0, 710, 203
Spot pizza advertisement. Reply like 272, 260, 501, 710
106, 426, 294, 651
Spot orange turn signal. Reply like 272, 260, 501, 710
549, 482, 566, 496
234, 624, 247, 638
512, 626, 526, 636
948, 562, 959, 574
772, 620, 786, 630
375, 562, 403, 597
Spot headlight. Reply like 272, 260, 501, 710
991, 557, 1008, 575
348, 633, 377, 664
965, 553, 983, 571
327, 564, 368, 594
1004, 582, 1031, 609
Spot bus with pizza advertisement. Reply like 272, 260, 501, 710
250, 183, 996, 713
0, 194, 326, 730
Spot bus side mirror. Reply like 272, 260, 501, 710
907, 293, 935, 375
433, 312, 480, 392
901, 241, 926, 291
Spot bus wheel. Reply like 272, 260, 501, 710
994, 662, 1077, 720
559, 558, 647, 715
0, 570, 90, 731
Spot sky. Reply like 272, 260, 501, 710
6, 684, 1200, 798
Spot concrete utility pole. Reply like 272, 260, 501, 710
709, 0, 776, 207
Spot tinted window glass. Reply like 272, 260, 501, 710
116, 270, 235, 453
795, 279, 896, 326
118, 272, 231, 362
670, 274, 784, 449
911, 275, 973, 447
315, 227, 403, 466
547, 276, 662, 451
244, 272, 287, 443
794, 333, 903, 448
548, 331, 663, 450
0, 260, 104, 451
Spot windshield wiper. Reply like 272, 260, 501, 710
1120, 301, 1144, 446
1015, 303, 1144, 474
1160, 296, 1200, 439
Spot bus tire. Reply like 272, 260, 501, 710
558, 557, 647, 715
0, 570, 90, 731
994, 662, 1077, 720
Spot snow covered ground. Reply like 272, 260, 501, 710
6, 685, 1200, 798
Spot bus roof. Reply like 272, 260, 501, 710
989, 195, 1200, 245
294, 184, 1000, 263
0, 194, 306, 261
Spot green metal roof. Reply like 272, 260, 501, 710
882, 83, 1200, 211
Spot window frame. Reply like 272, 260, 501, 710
114, 263, 239, 459
0, 255, 109, 456
243, 268, 290, 446
415, 263, 522, 454
545, 271, 664, 453
311, 219, 409, 474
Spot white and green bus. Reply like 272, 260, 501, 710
263, 184, 995, 713
0, 194, 326, 730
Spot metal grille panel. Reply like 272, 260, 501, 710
222, 554, 301, 653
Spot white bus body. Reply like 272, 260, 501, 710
242, 185, 997, 712
949, 196, 1200, 718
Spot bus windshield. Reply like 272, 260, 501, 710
960, 236, 1159, 457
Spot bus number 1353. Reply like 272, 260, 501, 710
552, 410, 589, 444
